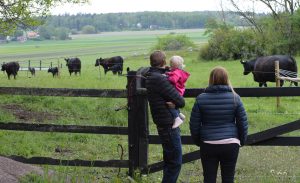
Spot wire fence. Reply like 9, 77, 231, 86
0, 47, 149, 63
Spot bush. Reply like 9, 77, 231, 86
81, 25, 96, 34
199, 27, 265, 61
54, 27, 70, 40
154, 34, 195, 51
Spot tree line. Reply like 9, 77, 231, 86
36, 11, 255, 37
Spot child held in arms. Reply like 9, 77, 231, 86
165, 56, 190, 128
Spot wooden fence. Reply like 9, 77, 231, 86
0, 71, 299, 177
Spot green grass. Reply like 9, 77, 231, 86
0, 30, 299, 183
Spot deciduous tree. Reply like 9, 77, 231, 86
0, 0, 88, 35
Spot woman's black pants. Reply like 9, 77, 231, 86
200, 143, 240, 183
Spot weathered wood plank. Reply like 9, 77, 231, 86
0, 122, 128, 135
8, 156, 129, 168
246, 119, 300, 144
0, 87, 127, 98
2, 87, 300, 98
184, 87, 300, 98
250, 137, 300, 146
144, 150, 200, 174
149, 135, 300, 146
149, 118, 300, 145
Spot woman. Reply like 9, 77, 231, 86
189, 66, 248, 183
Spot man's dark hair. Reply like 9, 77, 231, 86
150, 50, 166, 67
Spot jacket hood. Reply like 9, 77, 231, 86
205, 85, 232, 93
148, 67, 167, 74
170, 68, 190, 82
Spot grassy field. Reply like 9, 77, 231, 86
0, 29, 299, 183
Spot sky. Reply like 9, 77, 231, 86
50, 0, 268, 15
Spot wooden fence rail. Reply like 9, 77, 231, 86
0, 122, 128, 135
0, 87, 127, 98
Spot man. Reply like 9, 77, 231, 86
145, 50, 185, 182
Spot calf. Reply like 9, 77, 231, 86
109, 64, 123, 75
48, 67, 59, 77
1, 62, 20, 79
28, 67, 35, 76
95, 56, 123, 75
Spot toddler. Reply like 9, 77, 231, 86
166, 56, 190, 128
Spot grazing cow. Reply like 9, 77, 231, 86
28, 67, 35, 76
95, 56, 123, 75
1, 62, 20, 79
241, 55, 298, 87
65, 58, 81, 76
48, 67, 59, 77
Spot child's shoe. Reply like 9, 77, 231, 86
172, 117, 184, 129
179, 113, 185, 120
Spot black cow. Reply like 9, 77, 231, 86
95, 56, 123, 75
241, 55, 298, 87
65, 58, 81, 76
48, 67, 59, 77
1, 62, 20, 79
109, 64, 123, 75
28, 67, 35, 76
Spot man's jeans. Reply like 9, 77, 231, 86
157, 127, 182, 183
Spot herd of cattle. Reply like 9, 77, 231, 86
1, 56, 124, 79
1, 54, 298, 87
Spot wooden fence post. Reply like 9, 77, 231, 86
275, 61, 280, 108
127, 71, 149, 177
40, 60, 42, 71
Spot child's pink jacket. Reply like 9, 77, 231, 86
166, 68, 190, 96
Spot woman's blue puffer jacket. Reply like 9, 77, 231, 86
189, 85, 248, 146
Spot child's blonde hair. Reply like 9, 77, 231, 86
169, 56, 185, 69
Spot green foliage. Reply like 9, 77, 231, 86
0, 0, 88, 35
154, 34, 195, 51
54, 27, 70, 40
39, 26, 55, 40
199, 27, 265, 60
81, 25, 97, 34
13, 30, 24, 37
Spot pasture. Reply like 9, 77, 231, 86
0, 29, 299, 183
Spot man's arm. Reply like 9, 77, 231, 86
158, 76, 185, 108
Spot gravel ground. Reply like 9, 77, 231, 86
0, 156, 43, 183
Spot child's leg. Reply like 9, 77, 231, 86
169, 109, 184, 129
169, 108, 180, 118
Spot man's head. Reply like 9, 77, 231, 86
150, 50, 166, 68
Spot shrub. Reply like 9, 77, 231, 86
81, 25, 96, 34
154, 34, 195, 51
199, 27, 265, 61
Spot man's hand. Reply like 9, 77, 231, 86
166, 102, 176, 108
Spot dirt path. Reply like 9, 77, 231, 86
0, 156, 43, 183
